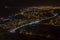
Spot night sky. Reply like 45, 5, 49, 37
0, 0, 60, 17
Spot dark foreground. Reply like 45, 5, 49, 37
0, 25, 60, 40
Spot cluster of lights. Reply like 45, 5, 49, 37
0, 7, 60, 32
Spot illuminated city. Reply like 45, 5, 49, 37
0, 0, 60, 40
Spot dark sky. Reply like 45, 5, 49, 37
3, 0, 60, 7
0, 0, 60, 17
